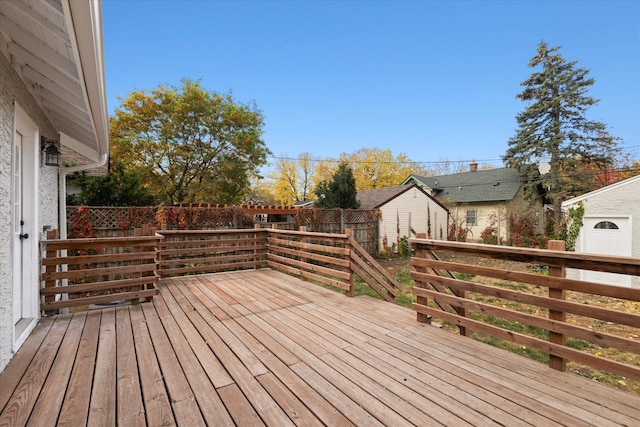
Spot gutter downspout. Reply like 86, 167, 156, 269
57, 153, 108, 312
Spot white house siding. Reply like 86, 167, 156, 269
378, 187, 448, 251
0, 53, 58, 372
564, 177, 640, 288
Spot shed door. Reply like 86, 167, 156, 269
582, 216, 632, 287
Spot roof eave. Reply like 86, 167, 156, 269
63, 0, 108, 161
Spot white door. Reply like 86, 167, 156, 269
582, 216, 632, 287
12, 105, 39, 349
12, 133, 23, 324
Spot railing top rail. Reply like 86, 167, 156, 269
41, 235, 164, 247
267, 228, 349, 239
158, 229, 266, 236
410, 238, 640, 275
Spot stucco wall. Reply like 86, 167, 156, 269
378, 187, 448, 251
448, 187, 544, 244
0, 53, 58, 372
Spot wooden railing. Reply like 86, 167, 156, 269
348, 230, 403, 302
410, 238, 640, 381
266, 227, 353, 291
40, 227, 401, 312
40, 226, 161, 314
157, 228, 268, 277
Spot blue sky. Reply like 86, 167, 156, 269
103, 0, 640, 171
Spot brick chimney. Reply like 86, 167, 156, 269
470, 161, 478, 172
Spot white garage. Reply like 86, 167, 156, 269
562, 175, 640, 288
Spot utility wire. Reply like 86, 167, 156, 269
268, 142, 640, 167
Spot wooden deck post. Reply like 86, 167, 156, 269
548, 239, 566, 371
142, 224, 156, 302
44, 229, 58, 316
413, 233, 431, 324
131, 227, 142, 305
345, 228, 354, 297
299, 226, 307, 281
254, 223, 261, 269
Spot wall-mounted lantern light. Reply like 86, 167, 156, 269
41, 136, 61, 166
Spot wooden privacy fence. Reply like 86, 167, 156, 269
40, 227, 402, 312
410, 238, 640, 381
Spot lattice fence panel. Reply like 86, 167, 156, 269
68, 206, 380, 254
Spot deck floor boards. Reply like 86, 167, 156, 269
1, 269, 640, 426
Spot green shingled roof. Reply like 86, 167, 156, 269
404, 167, 523, 203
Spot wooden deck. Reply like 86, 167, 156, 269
1, 270, 639, 426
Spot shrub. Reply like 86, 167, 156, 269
480, 225, 498, 245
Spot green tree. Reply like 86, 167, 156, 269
504, 41, 620, 225
110, 79, 270, 205
67, 161, 156, 206
314, 162, 360, 209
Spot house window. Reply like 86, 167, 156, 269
594, 221, 619, 230
466, 210, 477, 226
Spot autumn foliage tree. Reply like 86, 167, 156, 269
343, 148, 426, 190
110, 79, 270, 205
268, 153, 316, 205
305, 148, 426, 192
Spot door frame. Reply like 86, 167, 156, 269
12, 103, 40, 351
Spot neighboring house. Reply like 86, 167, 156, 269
562, 174, 640, 288
403, 162, 545, 243
357, 184, 449, 252
0, 0, 109, 373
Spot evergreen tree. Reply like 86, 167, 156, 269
314, 162, 360, 209
68, 161, 156, 206
504, 41, 620, 225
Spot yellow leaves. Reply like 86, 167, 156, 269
268, 154, 317, 205
339, 148, 427, 190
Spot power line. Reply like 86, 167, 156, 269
262, 165, 639, 189
267, 143, 640, 167
268, 155, 505, 166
